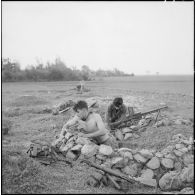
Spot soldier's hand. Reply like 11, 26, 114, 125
78, 120, 87, 130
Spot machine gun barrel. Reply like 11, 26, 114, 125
111, 106, 168, 129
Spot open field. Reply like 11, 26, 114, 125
2, 75, 194, 194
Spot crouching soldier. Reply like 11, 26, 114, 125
59, 100, 118, 149
105, 97, 128, 130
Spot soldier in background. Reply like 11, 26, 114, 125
106, 97, 134, 130
76, 80, 85, 93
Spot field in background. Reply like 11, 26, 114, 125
2, 75, 194, 194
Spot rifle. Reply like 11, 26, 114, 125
110, 105, 168, 129
82, 159, 157, 188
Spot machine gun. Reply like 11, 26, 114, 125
110, 105, 168, 130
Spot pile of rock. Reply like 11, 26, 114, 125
52, 132, 194, 192
52, 100, 75, 115
113, 115, 168, 141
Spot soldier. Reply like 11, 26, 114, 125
60, 100, 118, 149
105, 97, 128, 130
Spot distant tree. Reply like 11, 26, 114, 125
2, 58, 22, 81
2, 57, 132, 82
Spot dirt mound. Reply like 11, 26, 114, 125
11, 95, 49, 107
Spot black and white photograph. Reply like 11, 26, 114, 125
1, 1, 194, 194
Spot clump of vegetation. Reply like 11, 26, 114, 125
2, 149, 47, 194
2, 118, 12, 135
2, 57, 132, 82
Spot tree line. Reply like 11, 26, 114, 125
2, 58, 134, 82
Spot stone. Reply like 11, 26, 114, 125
81, 144, 98, 157
130, 125, 138, 131
124, 133, 133, 140
175, 144, 185, 150
66, 136, 75, 144
76, 137, 91, 145
161, 158, 174, 169
182, 139, 193, 145
121, 151, 133, 160
146, 157, 160, 169
99, 145, 113, 156
52, 137, 64, 148
174, 162, 183, 172
122, 165, 137, 177
164, 153, 176, 160
180, 187, 194, 194
139, 149, 153, 159
138, 119, 146, 126
122, 127, 132, 134
178, 147, 188, 153
159, 171, 183, 191
117, 147, 134, 153
115, 130, 124, 141
137, 177, 157, 187
161, 146, 174, 155
155, 152, 163, 158
64, 132, 73, 140
140, 169, 154, 179
59, 141, 74, 152
96, 154, 107, 161
66, 150, 77, 160
111, 157, 128, 169
133, 154, 147, 163
180, 164, 194, 183
133, 133, 140, 139
95, 159, 103, 165
188, 137, 193, 144
103, 158, 113, 168
71, 144, 83, 151
174, 149, 184, 157
187, 145, 192, 151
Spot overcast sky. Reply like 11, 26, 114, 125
2, 1, 194, 75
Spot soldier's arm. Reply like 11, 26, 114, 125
60, 115, 79, 137
109, 105, 127, 128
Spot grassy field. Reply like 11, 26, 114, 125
2, 75, 194, 194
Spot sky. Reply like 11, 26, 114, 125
2, 1, 194, 75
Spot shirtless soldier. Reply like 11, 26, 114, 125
59, 100, 118, 149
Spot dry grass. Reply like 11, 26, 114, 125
2, 146, 48, 194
